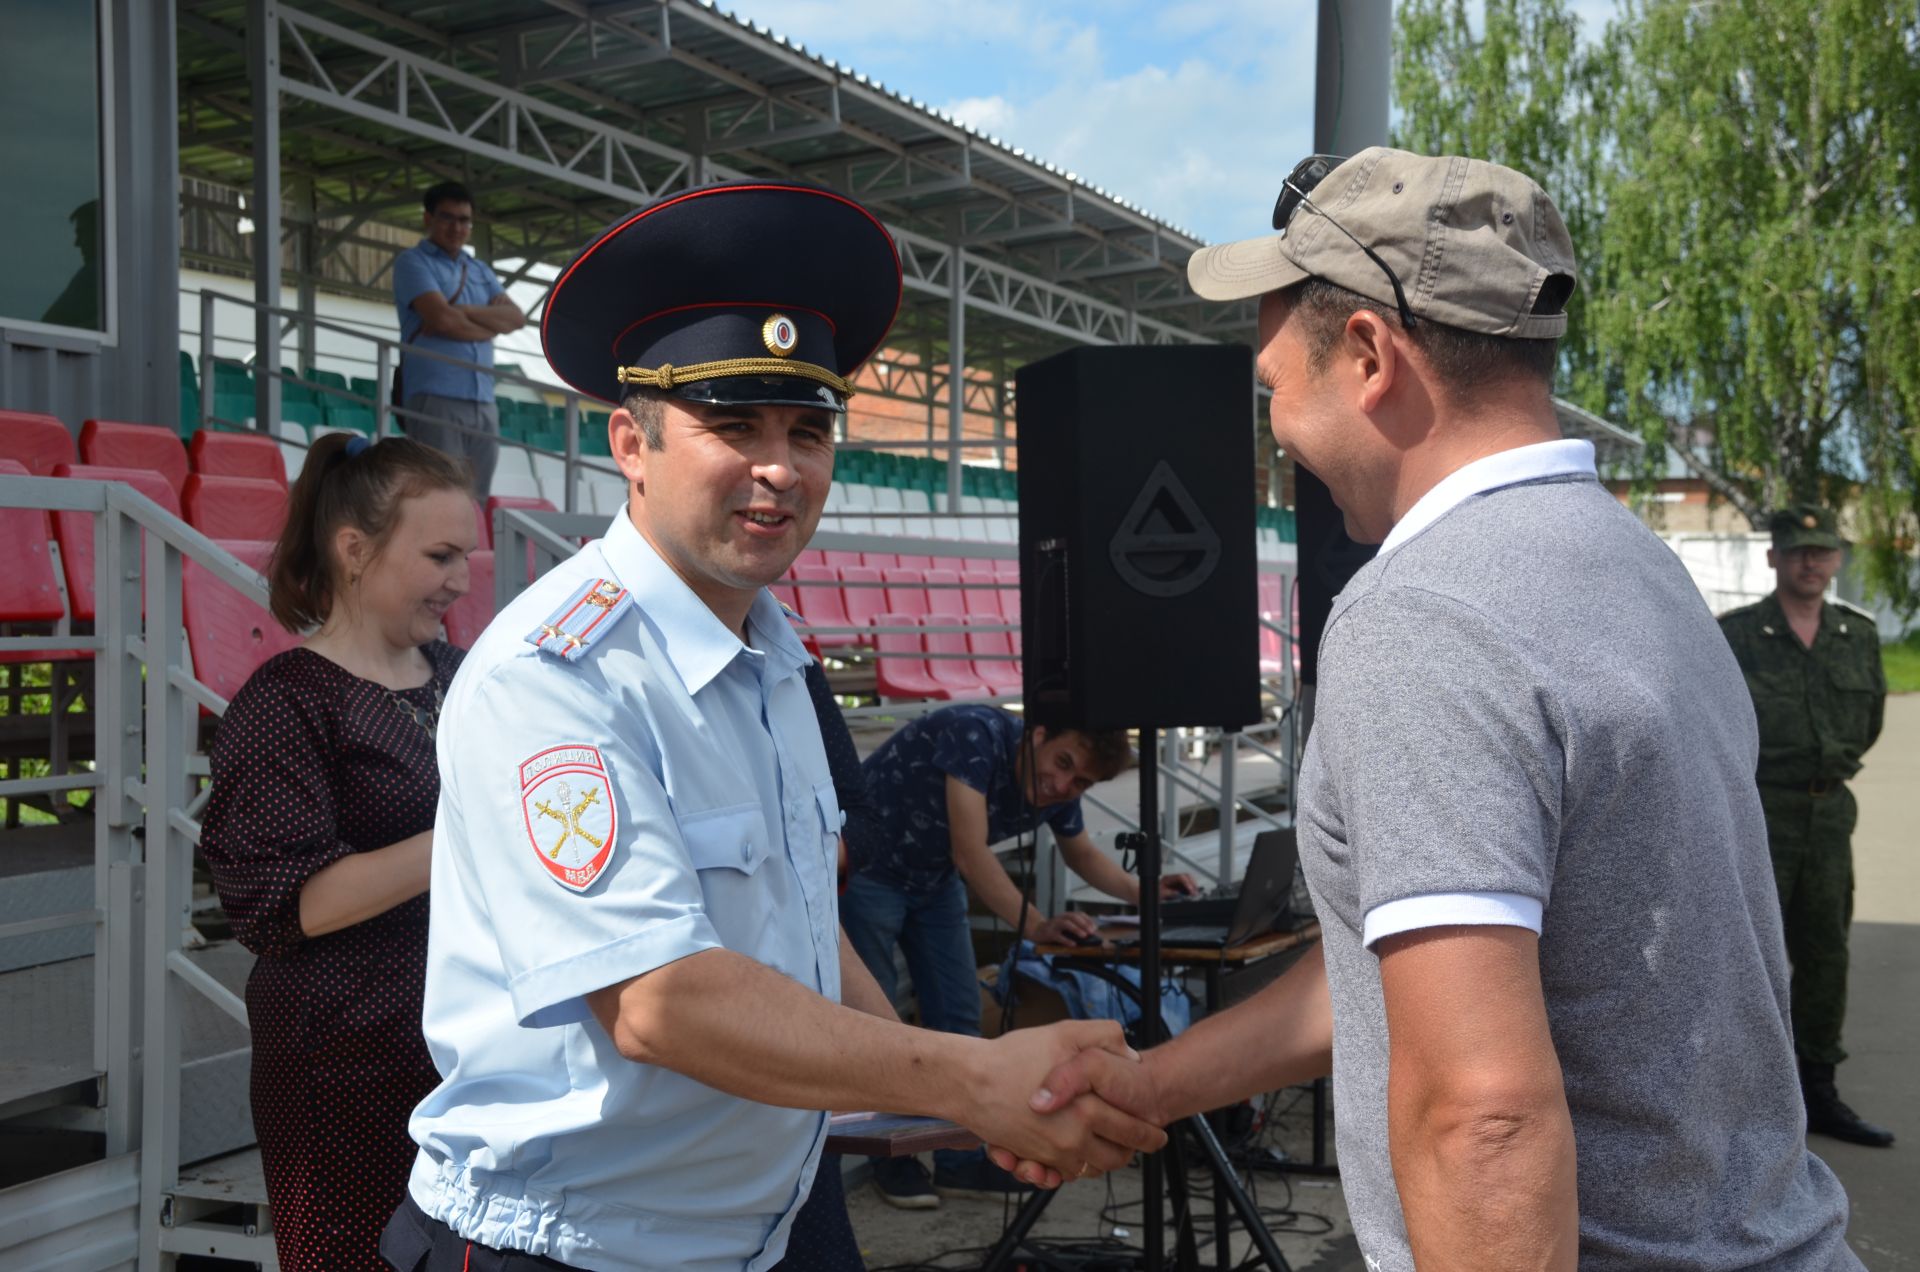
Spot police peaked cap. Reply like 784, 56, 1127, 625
542, 180, 903, 413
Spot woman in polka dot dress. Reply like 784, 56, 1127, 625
200, 435, 479, 1272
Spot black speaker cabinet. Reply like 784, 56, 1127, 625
1016, 344, 1261, 730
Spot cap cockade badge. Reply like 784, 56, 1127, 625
762, 313, 799, 357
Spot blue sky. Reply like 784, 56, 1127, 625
717, 0, 1624, 244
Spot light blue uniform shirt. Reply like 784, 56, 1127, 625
392, 237, 503, 403
407, 511, 844, 1272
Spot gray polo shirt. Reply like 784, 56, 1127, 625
1299, 458, 1858, 1270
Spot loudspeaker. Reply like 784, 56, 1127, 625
1016, 344, 1261, 730
1293, 466, 1376, 687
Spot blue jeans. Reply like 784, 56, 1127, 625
840, 873, 984, 1173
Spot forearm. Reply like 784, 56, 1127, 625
839, 929, 899, 1020
423, 311, 498, 341
590, 947, 978, 1119
953, 841, 1040, 934
1144, 943, 1332, 1120
298, 830, 432, 937
1388, 1073, 1578, 1270
456, 303, 522, 335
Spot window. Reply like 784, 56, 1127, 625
0, 0, 107, 333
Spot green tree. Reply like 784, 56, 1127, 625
1393, 0, 1920, 614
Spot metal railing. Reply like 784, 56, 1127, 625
191, 289, 624, 513
0, 473, 289, 1269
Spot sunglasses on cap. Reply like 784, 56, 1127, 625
1270, 154, 1418, 330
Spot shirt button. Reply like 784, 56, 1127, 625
741, 843, 754, 864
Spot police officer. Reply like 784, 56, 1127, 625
378, 181, 1165, 1272
1719, 505, 1891, 1147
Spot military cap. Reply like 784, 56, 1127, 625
1768, 504, 1846, 551
542, 180, 902, 413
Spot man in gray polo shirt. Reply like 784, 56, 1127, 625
1011, 150, 1859, 1270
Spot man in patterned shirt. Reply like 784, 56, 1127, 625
843, 703, 1195, 1206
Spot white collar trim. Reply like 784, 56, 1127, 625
1380, 439, 1596, 554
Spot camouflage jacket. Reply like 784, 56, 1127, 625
1719, 594, 1885, 786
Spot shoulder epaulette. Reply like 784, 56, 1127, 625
1832, 598, 1876, 623
1716, 600, 1761, 624
526, 578, 634, 662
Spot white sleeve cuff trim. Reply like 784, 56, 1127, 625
1362, 891, 1544, 949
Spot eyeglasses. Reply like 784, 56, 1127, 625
1271, 154, 1417, 330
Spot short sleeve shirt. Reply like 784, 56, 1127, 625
392, 238, 503, 403
405, 513, 843, 1272
853, 704, 1086, 895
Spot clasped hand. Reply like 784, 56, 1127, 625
955, 1020, 1167, 1185
980, 1038, 1170, 1187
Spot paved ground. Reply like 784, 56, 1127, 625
847, 695, 1920, 1270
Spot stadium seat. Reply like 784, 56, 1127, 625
442, 549, 495, 649
79, 419, 189, 494
189, 427, 287, 487
922, 611, 988, 699
0, 410, 78, 475
964, 614, 1023, 696
51, 463, 182, 622
0, 457, 80, 667
871, 614, 948, 701
921, 566, 962, 614
895, 554, 934, 571
860, 553, 897, 570
958, 569, 1002, 619
183, 540, 303, 706
881, 567, 929, 618
838, 565, 888, 637
183, 473, 289, 541
792, 549, 830, 572
819, 550, 863, 571
791, 565, 858, 650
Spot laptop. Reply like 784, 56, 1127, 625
1121, 828, 1300, 950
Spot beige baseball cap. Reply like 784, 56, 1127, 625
1188, 147, 1577, 338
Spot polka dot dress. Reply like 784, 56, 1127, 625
199, 642, 462, 1272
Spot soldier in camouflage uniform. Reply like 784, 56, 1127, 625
1719, 504, 1892, 1147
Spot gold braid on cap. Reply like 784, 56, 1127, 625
615, 358, 857, 399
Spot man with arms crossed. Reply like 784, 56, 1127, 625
384, 182, 1161, 1272
1009, 150, 1859, 1270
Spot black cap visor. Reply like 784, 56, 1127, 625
665, 374, 848, 414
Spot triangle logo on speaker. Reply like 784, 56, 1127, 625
1108, 460, 1221, 598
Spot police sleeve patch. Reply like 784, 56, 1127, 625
520, 744, 619, 891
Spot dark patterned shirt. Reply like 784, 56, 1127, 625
849, 704, 1085, 896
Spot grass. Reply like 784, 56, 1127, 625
1885, 630, 1920, 695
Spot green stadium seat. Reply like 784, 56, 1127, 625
323, 401, 375, 435
303, 367, 350, 392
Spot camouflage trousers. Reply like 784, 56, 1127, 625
1760, 783, 1858, 1067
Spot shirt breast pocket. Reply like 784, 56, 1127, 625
680, 806, 769, 877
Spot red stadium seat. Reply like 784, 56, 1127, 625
964, 614, 1023, 697
837, 565, 887, 642
183, 540, 303, 706
820, 550, 863, 570
922, 566, 961, 615
791, 565, 857, 650
792, 549, 830, 572
0, 458, 86, 665
51, 464, 182, 622
0, 410, 78, 475
860, 552, 897, 570
483, 494, 558, 548
1257, 572, 1283, 616
923, 611, 988, 699
871, 613, 947, 701
881, 567, 929, 618
895, 554, 934, 570
183, 473, 288, 541
958, 569, 1002, 619
442, 549, 495, 649
80, 419, 188, 494
189, 428, 287, 488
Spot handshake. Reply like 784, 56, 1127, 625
946, 1019, 1173, 1187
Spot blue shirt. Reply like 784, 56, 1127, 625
851, 704, 1086, 896
406, 512, 842, 1272
393, 237, 503, 403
